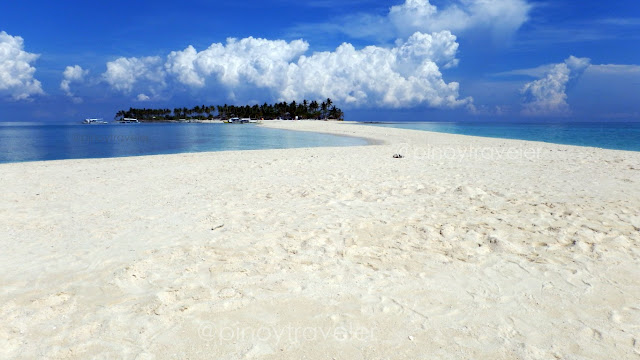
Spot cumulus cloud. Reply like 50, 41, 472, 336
166, 37, 309, 89
521, 56, 591, 116
60, 65, 88, 102
136, 93, 150, 101
313, 0, 531, 42
103, 33, 470, 109
280, 31, 467, 108
390, 0, 530, 36
0, 31, 44, 100
103, 56, 165, 94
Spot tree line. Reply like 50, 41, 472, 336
115, 98, 344, 121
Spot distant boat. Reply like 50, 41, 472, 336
227, 117, 250, 124
118, 118, 140, 124
82, 118, 108, 124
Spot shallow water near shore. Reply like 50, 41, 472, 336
0, 122, 368, 163
366, 121, 640, 151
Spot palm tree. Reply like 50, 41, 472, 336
309, 100, 319, 119
115, 100, 344, 122
329, 105, 344, 120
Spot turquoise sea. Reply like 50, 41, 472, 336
0, 123, 368, 164
1, 121, 639, 164
366, 121, 640, 152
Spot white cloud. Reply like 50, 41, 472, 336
391, 0, 531, 36
521, 56, 591, 116
165, 37, 309, 88
103, 33, 470, 109
136, 93, 150, 101
60, 65, 88, 102
280, 31, 467, 108
493, 64, 556, 78
323, 0, 531, 42
103, 56, 165, 94
588, 64, 640, 75
0, 31, 44, 100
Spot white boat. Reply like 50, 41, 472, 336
118, 118, 139, 123
82, 118, 108, 124
227, 117, 250, 124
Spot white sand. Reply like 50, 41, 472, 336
1, 121, 639, 359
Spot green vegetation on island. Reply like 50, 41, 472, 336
115, 98, 344, 121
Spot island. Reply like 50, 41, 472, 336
114, 98, 344, 122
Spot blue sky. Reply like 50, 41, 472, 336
1, 0, 639, 122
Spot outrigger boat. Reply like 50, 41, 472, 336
226, 117, 250, 124
82, 118, 108, 124
118, 118, 140, 124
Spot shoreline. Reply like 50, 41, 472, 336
2, 121, 639, 359
3, 120, 638, 168
0, 121, 369, 166
1, 120, 638, 167
259, 120, 387, 146
261, 120, 640, 155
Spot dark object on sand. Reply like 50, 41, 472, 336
393, 154, 404, 158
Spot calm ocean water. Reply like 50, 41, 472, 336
366, 121, 640, 152
2, 121, 639, 164
0, 123, 368, 164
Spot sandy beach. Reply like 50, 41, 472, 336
1, 121, 640, 359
